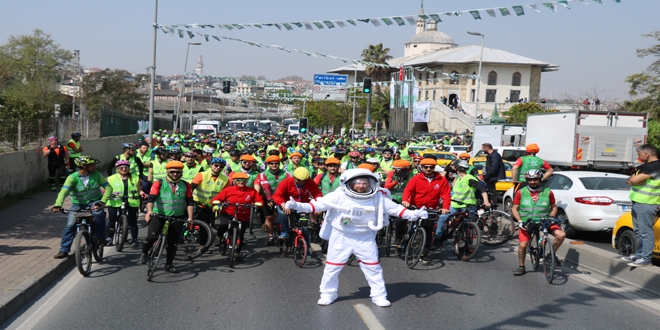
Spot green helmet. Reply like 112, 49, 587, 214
74, 156, 100, 167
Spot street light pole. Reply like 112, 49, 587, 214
351, 65, 357, 139
468, 31, 484, 118
176, 42, 201, 131
148, 0, 158, 146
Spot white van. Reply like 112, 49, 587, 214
192, 124, 216, 136
288, 124, 299, 135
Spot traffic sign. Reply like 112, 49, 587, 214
363, 122, 372, 129
313, 74, 348, 101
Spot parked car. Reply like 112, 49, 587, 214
444, 145, 470, 155
612, 211, 660, 260
470, 157, 514, 195
418, 150, 456, 167
502, 171, 632, 238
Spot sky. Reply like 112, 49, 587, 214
1, 0, 658, 102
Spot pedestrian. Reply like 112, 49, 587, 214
623, 144, 660, 267
42, 136, 69, 191
481, 143, 505, 195
67, 132, 83, 171
504, 97, 509, 103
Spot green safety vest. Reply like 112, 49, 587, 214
68, 172, 104, 205
264, 170, 287, 192
517, 155, 544, 181
152, 159, 168, 181
319, 173, 340, 195
390, 172, 414, 203
117, 154, 139, 177
234, 170, 259, 188
153, 180, 187, 216
629, 169, 660, 204
228, 160, 241, 173
183, 163, 203, 183
136, 151, 151, 177
518, 187, 552, 223
400, 147, 411, 161
106, 174, 140, 208
68, 139, 81, 158
193, 170, 228, 205
451, 174, 478, 208
380, 158, 394, 172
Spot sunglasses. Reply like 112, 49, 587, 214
168, 171, 182, 174
422, 166, 435, 169
326, 164, 339, 167
211, 164, 225, 167
234, 178, 247, 182
117, 166, 129, 170
241, 161, 254, 164
268, 162, 280, 165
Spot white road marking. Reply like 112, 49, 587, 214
354, 303, 386, 330
15, 270, 82, 330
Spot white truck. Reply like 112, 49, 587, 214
196, 120, 221, 133
526, 110, 648, 170
471, 124, 526, 157
192, 124, 217, 135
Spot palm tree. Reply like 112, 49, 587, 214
361, 43, 393, 85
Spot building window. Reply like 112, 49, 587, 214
472, 71, 476, 85
510, 90, 521, 102
425, 90, 428, 100
432, 90, 436, 100
488, 71, 497, 85
418, 91, 421, 100
470, 89, 475, 102
486, 89, 497, 102
512, 72, 521, 86
450, 70, 459, 85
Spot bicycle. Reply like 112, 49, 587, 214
281, 210, 310, 268
60, 202, 104, 276
107, 193, 137, 252
402, 210, 439, 269
526, 217, 559, 284
476, 206, 515, 246
378, 217, 395, 257
213, 201, 262, 268
146, 215, 188, 281
436, 207, 482, 261
173, 218, 214, 261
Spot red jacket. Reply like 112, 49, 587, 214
210, 185, 263, 222
402, 172, 451, 210
273, 177, 323, 206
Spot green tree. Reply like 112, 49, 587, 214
622, 31, 660, 117
82, 69, 147, 118
648, 119, 660, 146
504, 102, 557, 124
361, 43, 393, 87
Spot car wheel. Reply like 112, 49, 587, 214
557, 209, 577, 239
616, 229, 637, 257
503, 197, 513, 214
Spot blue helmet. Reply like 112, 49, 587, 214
210, 157, 226, 165
297, 149, 307, 158
366, 147, 375, 153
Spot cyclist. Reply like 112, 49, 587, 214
384, 160, 414, 247
512, 169, 564, 276
286, 151, 307, 174
401, 158, 451, 262
182, 151, 203, 183
42, 136, 69, 191
511, 143, 553, 194
101, 160, 142, 247
273, 167, 323, 240
108, 143, 143, 178
169, 147, 183, 162
67, 132, 83, 171
148, 147, 169, 182
228, 154, 260, 187
192, 157, 229, 248
51, 156, 108, 259
139, 161, 194, 273
283, 168, 428, 307
210, 172, 264, 262
256, 155, 291, 245
135, 141, 152, 179
314, 157, 341, 195
433, 160, 491, 247
379, 148, 394, 174
225, 150, 242, 174
340, 151, 361, 173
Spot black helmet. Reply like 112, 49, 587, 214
229, 150, 241, 157
71, 132, 82, 138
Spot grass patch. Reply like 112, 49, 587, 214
0, 180, 51, 211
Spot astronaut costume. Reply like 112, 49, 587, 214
285, 169, 427, 307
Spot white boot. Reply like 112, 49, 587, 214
372, 297, 391, 307
318, 294, 336, 306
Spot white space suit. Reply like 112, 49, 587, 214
285, 169, 426, 307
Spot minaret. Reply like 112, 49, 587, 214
194, 55, 203, 76
415, 0, 426, 34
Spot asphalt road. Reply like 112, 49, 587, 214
5, 220, 660, 330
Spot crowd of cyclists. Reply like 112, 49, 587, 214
47, 127, 566, 276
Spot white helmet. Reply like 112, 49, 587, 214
340, 168, 379, 199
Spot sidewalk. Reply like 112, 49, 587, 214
0, 191, 73, 323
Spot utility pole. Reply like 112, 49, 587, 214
365, 91, 372, 138
147, 0, 158, 145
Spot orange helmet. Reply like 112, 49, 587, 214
526, 143, 540, 154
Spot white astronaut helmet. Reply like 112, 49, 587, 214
340, 168, 379, 200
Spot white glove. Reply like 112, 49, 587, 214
518, 221, 526, 230
409, 206, 428, 221
285, 197, 300, 211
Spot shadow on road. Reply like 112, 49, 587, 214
0, 245, 50, 256
335, 281, 476, 304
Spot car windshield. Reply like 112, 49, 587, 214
579, 177, 630, 190
290, 125, 299, 130
193, 129, 215, 135
501, 150, 527, 162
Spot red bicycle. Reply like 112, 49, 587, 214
281, 211, 310, 268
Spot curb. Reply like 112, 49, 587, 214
0, 256, 74, 324
556, 238, 660, 297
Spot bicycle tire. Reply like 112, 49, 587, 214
74, 231, 92, 276
404, 227, 426, 269
228, 227, 238, 268
454, 222, 481, 261
542, 237, 556, 284
147, 237, 166, 281
479, 210, 515, 246
93, 237, 104, 262
529, 231, 540, 271
115, 214, 128, 252
174, 219, 214, 261
347, 254, 356, 265
375, 228, 385, 247
293, 236, 307, 268
249, 211, 255, 235
384, 225, 393, 257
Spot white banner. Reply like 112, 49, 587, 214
413, 101, 431, 123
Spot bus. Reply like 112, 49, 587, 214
258, 120, 273, 133
282, 118, 298, 126
227, 120, 244, 132
242, 120, 258, 132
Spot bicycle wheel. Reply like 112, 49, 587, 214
147, 236, 166, 281
529, 231, 540, 271
454, 222, 481, 261
542, 237, 556, 284
375, 228, 385, 247
384, 225, 393, 257
404, 227, 426, 269
479, 210, 515, 246
180, 219, 214, 260
228, 227, 238, 268
249, 210, 255, 235
74, 231, 92, 276
293, 236, 307, 268
115, 214, 128, 252
92, 237, 104, 262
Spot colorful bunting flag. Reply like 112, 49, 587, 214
382, 17, 393, 25
323, 21, 335, 29
393, 17, 405, 26
313, 22, 324, 29
371, 19, 381, 27
558, 1, 570, 9
469, 11, 481, 20
527, 4, 541, 12
486, 9, 497, 18
543, 3, 557, 12
303, 22, 313, 30
513, 5, 525, 16
336, 21, 347, 28
404, 16, 417, 25
429, 14, 442, 23
499, 7, 511, 16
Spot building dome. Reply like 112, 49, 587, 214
406, 30, 456, 46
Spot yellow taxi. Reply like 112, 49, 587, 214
611, 212, 660, 259
469, 157, 514, 194
417, 150, 456, 167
